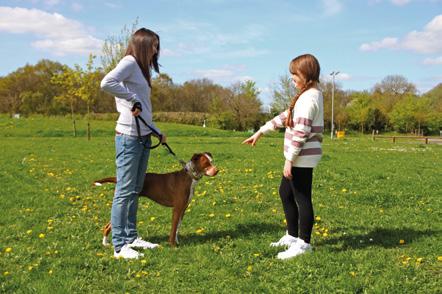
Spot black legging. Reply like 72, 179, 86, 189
279, 167, 314, 243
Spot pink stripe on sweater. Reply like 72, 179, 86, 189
295, 117, 312, 126
311, 126, 323, 133
299, 148, 322, 156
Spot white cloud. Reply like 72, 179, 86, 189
391, 0, 411, 5
322, 72, 352, 82
360, 14, 442, 54
360, 37, 399, 51
193, 65, 252, 85
321, 0, 343, 16
158, 20, 267, 59
423, 56, 442, 65
0, 6, 102, 56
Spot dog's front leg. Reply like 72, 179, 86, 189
169, 206, 182, 247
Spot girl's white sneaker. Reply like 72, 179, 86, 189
127, 237, 159, 249
114, 244, 144, 259
270, 232, 300, 248
277, 239, 312, 260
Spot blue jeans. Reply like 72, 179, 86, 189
111, 133, 151, 251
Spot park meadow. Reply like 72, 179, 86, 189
0, 115, 441, 293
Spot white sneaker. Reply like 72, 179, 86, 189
114, 244, 144, 259
270, 232, 300, 248
127, 237, 159, 249
277, 239, 312, 260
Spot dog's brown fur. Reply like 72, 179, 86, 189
94, 152, 218, 246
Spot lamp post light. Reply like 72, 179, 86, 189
330, 71, 339, 139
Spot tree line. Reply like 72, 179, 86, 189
0, 58, 440, 134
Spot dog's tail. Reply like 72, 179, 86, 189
93, 177, 117, 187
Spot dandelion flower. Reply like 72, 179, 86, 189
342, 188, 347, 193
399, 239, 405, 245
209, 213, 215, 217
416, 257, 423, 263
39, 233, 45, 239
315, 216, 321, 221
5, 248, 12, 253
225, 214, 231, 218
48, 270, 53, 275
3, 271, 10, 276
26, 230, 32, 234
150, 217, 156, 222
141, 259, 147, 265
349, 271, 356, 277
247, 265, 253, 272
437, 256, 442, 261
196, 228, 205, 234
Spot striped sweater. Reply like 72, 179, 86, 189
259, 88, 324, 168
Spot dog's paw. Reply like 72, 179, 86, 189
102, 236, 110, 247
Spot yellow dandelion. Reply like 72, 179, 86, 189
209, 213, 215, 217
399, 239, 405, 245
5, 247, 12, 253
96, 253, 104, 257
349, 271, 356, 277
379, 209, 384, 213
48, 270, 53, 275
342, 188, 347, 193
39, 233, 45, 239
135, 273, 141, 278
315, 216, 321, 221
28, 266, 33, 271
3, 271, 10, 276
247, 265, 253, 272
47, 172, 54, 177
272, 209, 277, 213
323, 233, 328, 237
315, 231, 320, 235
416, 257, 423, 263
253, 253, 260, 257
225, 213, 231, 218
283, 219, 287, 224
150, 217, 156, 221
141, 259, 147, 265
196, 228, 205, 234
437, 256, 442, 261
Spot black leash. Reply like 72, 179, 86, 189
135, 116, 186, 166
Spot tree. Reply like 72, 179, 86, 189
51, 65, 81, 136
223, 80, 262, 131
346, 91, 372, 133
271, 74, 295, 113
77, 54, 102, 139
101, 18, 139, 73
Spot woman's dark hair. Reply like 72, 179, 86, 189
125, 28, 160, 87
285, 54, 321, 128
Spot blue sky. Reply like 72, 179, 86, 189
0, 0, 441, 105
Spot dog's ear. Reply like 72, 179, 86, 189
191, 153, 202, 162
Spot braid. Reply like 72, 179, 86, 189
285, 80, 314, 128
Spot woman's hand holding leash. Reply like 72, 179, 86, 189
242, 131, 263, 146
131, 102, 142, 117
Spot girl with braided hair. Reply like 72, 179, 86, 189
243, 54, 324, 259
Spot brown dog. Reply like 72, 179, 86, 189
94, 152, 218, 247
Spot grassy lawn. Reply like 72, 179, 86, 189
0, 116, 441, 293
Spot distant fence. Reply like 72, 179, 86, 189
371, 130, 442, 144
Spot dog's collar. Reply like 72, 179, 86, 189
184, 161, 203, 181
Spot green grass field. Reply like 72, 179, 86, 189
1, 116, 441, 293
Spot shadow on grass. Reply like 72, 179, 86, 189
315, 227, 439, 251
148, 222, 283, 246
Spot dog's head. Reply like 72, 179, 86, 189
191, 152, 218, 177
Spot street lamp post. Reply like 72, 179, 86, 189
330, 71, 339, 139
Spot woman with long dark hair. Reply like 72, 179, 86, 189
101, 28, 166, 259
